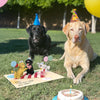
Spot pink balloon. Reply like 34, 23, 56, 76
0, 0, 8, 8
44, 56, 48, 62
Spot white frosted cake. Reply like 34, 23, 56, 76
57, 89, 84, 100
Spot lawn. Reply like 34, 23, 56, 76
0, 28, 100, 100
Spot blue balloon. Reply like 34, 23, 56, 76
11, 61, 16, 67
48, 55, 53, 61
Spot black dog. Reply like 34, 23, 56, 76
25, 58, 34, 75
26, 25, 51, 59
21, 58, 34, 79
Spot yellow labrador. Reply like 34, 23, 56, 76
61, 21, 97, 84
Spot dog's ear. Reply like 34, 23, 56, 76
85, 23, 90, 33
26, 25, 33, 34
42, 26, 47, 34
81, 22, 90, 35
63, 23, 70, 35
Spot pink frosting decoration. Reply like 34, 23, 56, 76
44, 56, 48, 62
0, 0, 8, 8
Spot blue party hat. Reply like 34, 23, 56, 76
33, 13, 40, 25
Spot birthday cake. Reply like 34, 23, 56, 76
57, 89, 84, 100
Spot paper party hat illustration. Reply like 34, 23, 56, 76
70, 9, 80, 22
33, 13, 40, 25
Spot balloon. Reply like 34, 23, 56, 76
11, 61, 17, 67
84, 0, 100, 18
43, 56, 48, 62
0, 0, 8, 8
48, 56, 53, 61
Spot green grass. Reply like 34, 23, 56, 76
0, 28, 100, 100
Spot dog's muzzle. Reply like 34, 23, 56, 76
72, 35, 81, 43
33, 35, 39, 43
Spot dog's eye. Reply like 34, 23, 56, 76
37, 28, 40, 31
79, 28, 82, 31
33, 27, 36, 30
70, 29, 74, 31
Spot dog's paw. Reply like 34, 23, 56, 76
67, 72, 75, 79
73, 76, 82, 84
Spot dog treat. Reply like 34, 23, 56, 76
57, 89, 84, 100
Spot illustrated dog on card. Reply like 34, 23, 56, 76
60, 9, 97, 84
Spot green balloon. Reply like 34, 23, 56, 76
48, 56, 53, 61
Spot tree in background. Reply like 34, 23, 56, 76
2, 0, 98, 33
7, 0, 35, 28
91, 15, 97, 33
7, 0, 56, 28
57, 0, 84, 28
58, 0, 98, 33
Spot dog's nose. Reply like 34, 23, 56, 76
74, 35, 79, 40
